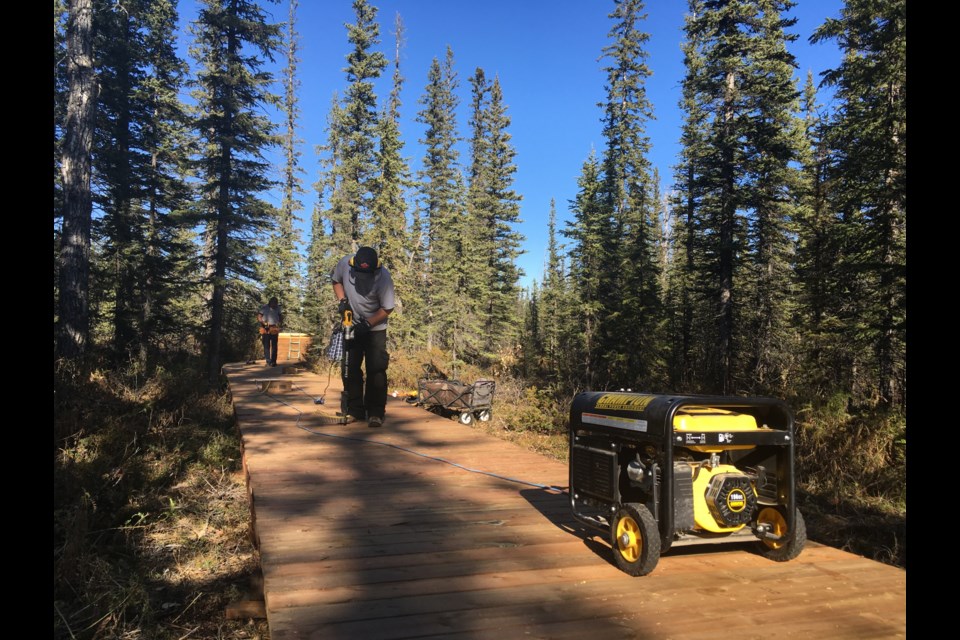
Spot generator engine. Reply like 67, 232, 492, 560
675, 407, 761, 533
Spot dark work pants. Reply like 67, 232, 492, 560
343, 329, 389, 419
262, 332, 279, 364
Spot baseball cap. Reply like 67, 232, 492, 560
352, 246, 379, 273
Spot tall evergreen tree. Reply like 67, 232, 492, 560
306, 94, 346, 339
262, 0, 305, 330
739, 0, 806, 395
134, 0, 198, 363
594, 0, 662, 389
92, 0, 145, 358
667, 1, 711, 391
688, 0, 755, 393
520, 283, 542, 380
563, 151, 606, 390
416, 47, 464, 353
57, 0, 96, 361
652, 168, 672, 305
91, 0, 194, 364
534, 197, 580, 390
481, 75, 524, 355
457, 67, 524, 364
464, 67, 496, 359
402, 202, 429, 347
304, 201, 332, 341
370, 13, 417, 346
811, 0, 906, 408
678, 0, 805, 394
794, 71, 846, 398
337, 0, 387, 243
189, 0, 281, 382
369, 13, 408, 257
537, 199, 564, 380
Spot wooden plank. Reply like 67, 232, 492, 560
268, 569, 905, 640
223, 361, 907, 640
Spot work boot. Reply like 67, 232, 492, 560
368, 416, 383, 428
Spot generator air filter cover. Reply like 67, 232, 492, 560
691, 464, 758, 532
706, 473, 757, 528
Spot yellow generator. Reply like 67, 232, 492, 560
568, 392, 806, 576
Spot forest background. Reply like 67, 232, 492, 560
54, 0, 905, 638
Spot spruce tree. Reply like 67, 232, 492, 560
189, 0, 281, 382
464, 67, 496, 359
307, 94, 346, 340
594, 0, 662, 389
537, 197, 580, 391
563, 151, 606, 389
678, 0, 805, 394
262, 0, 305, 331
457, 68, 524, 364
521, 283, 542, 380
135, 0, 198, 363
687, 0, 756, 393
538, 199, 564, 382
482, 75, 524, 355
739, 0, 805, 395
304, 201, 332, 343
416, 47, 464, 354
338, 0, 387, 243
668, 2, 711, 391
93, 0, 144, 358
794, 71, 846, 397
811, 0, 906, 408
370, 13, 417, 347
402, 202, 429, 347
91, 0, 194, 364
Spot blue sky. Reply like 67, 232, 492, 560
177, 0, 844, 288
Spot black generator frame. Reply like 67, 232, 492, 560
568, 392, 799, 553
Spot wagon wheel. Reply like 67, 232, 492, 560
477, 409, 492, 422
459, 411, 474, 425
756, 506, 807, 562
610, 503, 660, 576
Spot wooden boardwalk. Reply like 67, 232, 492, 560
223, 360, 907, 640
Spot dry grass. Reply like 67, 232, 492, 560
792, 395, 907, 567
54, 358, 270, 640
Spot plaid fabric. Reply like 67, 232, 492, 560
326, 326, 344, 362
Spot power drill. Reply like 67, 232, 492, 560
342, 309, 354, 341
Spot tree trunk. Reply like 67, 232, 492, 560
57, 0, 96, 362
717, 70, 737, 395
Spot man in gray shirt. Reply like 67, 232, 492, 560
331, 246, 396, 427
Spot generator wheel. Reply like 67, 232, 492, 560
477, 409, 492, 422
610, 503, 660, 576
459, 411, 474, 425
756, 506, 807, 562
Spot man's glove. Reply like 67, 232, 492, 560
353, 318, 371, 338
337, 298, 350, 315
